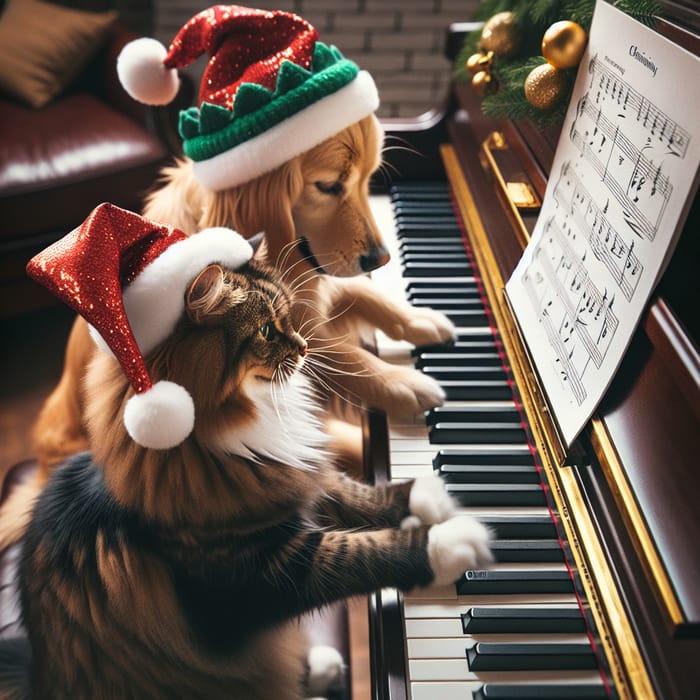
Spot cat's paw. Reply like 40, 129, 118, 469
401, 307, 457, 347
409, 475, 457, 525
306, 645, 345, 697
427, 515, 493, 586
381, 367, 446, 417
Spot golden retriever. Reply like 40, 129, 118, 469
0, 114, 454, 547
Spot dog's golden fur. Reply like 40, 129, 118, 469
0, 115, 453, 548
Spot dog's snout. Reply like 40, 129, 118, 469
359, 242, 390, 273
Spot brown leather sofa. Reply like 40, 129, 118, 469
0, 3, 189, 317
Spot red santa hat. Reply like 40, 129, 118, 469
26, 203, 253, 450
116, 4, 379, 191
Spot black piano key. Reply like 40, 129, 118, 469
479, 515, 557, 540
401, 252, 470, 264
403, 261, 473, 277
438, 464, 539, 484
472, 683, 607, 699
457, 568, 573, 595
390, 181, 449, 193
462, 606, 585, 634
439, 380, 512, 401
396, 223, 461, 236
489, 539, 565, 563
466, 642, 597, 672
433, 448, 534, 468
399, 243, 466, 254
426, 405, 519, 423
408, 289, 482, 303
446, 483, 546, 507
393, 203, 455, 216
430, 423, 526, 444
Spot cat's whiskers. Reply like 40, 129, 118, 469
300, 364, 366, 411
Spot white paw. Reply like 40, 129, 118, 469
409, 475, 457, 524
427, 515, 493, 586
307, 645, 345, 696
400, 514, 423, 529
403, 307, 457, 347
381, 367, 445, 417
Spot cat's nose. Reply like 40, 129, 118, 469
359, 242, 390, 273
293, 333, 308, 356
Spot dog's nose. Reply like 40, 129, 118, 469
359, 243, 390, 273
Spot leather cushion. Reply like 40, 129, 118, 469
0, 93, 168, 243
0, 93, 166, 196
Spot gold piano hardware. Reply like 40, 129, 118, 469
479, 131, 540, 247
441, 142, 654, 700
590, 417, 685, 631
441, 144, 565, 466
559, 467, 655, 700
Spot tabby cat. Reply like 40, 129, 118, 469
0, 259, 492, 700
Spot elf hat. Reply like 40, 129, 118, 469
26, 202, 253, 450
117, 4, 379, 192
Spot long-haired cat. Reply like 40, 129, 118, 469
0, 255, 491, 699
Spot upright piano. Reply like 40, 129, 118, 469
362, 3, 700, 699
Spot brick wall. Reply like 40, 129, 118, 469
154, 0, 480, 118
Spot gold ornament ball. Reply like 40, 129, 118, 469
471, 70, 493, 96
541, 20, 587, 69
479, 11, 521, 57
466, 50, 494, 75
524, 63, 568, 109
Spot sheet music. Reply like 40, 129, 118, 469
505, 1, 700, 447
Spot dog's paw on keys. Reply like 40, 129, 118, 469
401, 307, 457, 347
381, 368, 445, 417
427, 515, 493, 586
409, 475, 457, 524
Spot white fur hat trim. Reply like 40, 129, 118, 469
123, 380, 195, 449
90, 227, 253, 358
192, 70, 379, 191
117, 37, 180, 106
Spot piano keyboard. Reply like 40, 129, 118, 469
369, 183, 610, 700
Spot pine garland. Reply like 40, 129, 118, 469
455, 0, 662, 129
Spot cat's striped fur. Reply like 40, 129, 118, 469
1, 260, 491, 699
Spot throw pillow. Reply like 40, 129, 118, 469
0, 0, 118, 108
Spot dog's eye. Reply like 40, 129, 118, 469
259, 323, 276, 341
315, 181, 344, 196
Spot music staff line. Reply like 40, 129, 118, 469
523, 268, 588, 406
554, 162, 644, 302
570, 97, 671, 241
539, 218, 619, 369
588, 54, 690, 158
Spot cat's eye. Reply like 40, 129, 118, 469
259, 323, 276, 341
315, 180, 344, 196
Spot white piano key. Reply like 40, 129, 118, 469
410, 681, 484, 700
409, 677, 606, 700
407, 634, 591, 659
403, 594, 579, 617
408, 659, 603, 683
404, 617, 464, 638
404, 604, 583, 639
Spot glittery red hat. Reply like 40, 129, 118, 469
117, 5, 379, 191
26, 203, 253, 449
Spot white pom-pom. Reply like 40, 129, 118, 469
123, 381, 195, 449
117, 37, 180, 106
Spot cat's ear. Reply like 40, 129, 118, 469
186, 264, 229, 324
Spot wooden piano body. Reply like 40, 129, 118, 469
362, 3, 700, 699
